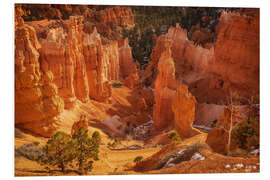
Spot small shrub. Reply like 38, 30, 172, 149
107, 138, 121, 148
112, 82, 122, 88
168, 130, 182, 145
33, 141, 40, 146
15, 143, 45, 161
232, 106, 259, 151
133, 156, 143, 163
232, 117, 259, 151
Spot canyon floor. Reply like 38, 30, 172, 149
14, 86, 259, 176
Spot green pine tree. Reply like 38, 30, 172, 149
72, 127, 100, 175
43, 131, 75, 172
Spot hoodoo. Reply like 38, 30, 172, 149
15, 5, 64, 137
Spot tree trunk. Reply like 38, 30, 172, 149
227, 103, 234, 155
60, 163, 65, 173
79, 159, 84, 175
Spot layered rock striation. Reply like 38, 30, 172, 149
15, 5, 64, 137
153, 40, 177, 131
38, 17, 123, 107
210, 10, 260, 102
172, 83, 199, 139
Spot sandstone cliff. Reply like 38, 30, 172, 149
15, 5, 64, 137
210, 10, 259, 103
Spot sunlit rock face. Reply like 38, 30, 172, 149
15, 5, 64, 137
172, 83, 199, 139
32, 6, 136, 106
39, 16, 89, 108
118, 38, 136, 79
152, 41, 199, 138
142, 25, 214, 90
153, 41, 177, 131
38, 17, 122, 106
144, 9, 259, 104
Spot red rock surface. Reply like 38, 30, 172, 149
210, 11, 260, 103
97, 6, 134, 29
118, 38, 137, 79
172, 83, 200, 139
71, 115, 88, 135
194, 103, 225, 128
144, 10, 259, 104
37, 18, 122, 106
153, 40, 177, 131
152, 41, 199, 138
15, 5, 64, 137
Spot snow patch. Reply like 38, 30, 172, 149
234, 163, 244, 169
191, 152, 205, 161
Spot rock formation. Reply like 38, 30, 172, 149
144, 9, 259, 104
194, 103, 225, 129
39, 16, 90, 108
38, 17, 122, 106
210, 10, 260, 103
97, 6, 134, 29
152, 40, 198, 138
15, 5, 64, 137
172, 83, 199, 139
71, 115, 88, 135
84, 29, 119, 102
142, 24, 214, 89
153, 40, 177, 131
118, 38, 137, 79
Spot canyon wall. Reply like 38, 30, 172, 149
150, 10, 259, 138
15, 6, 64, 137
210, 11, 260, 102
